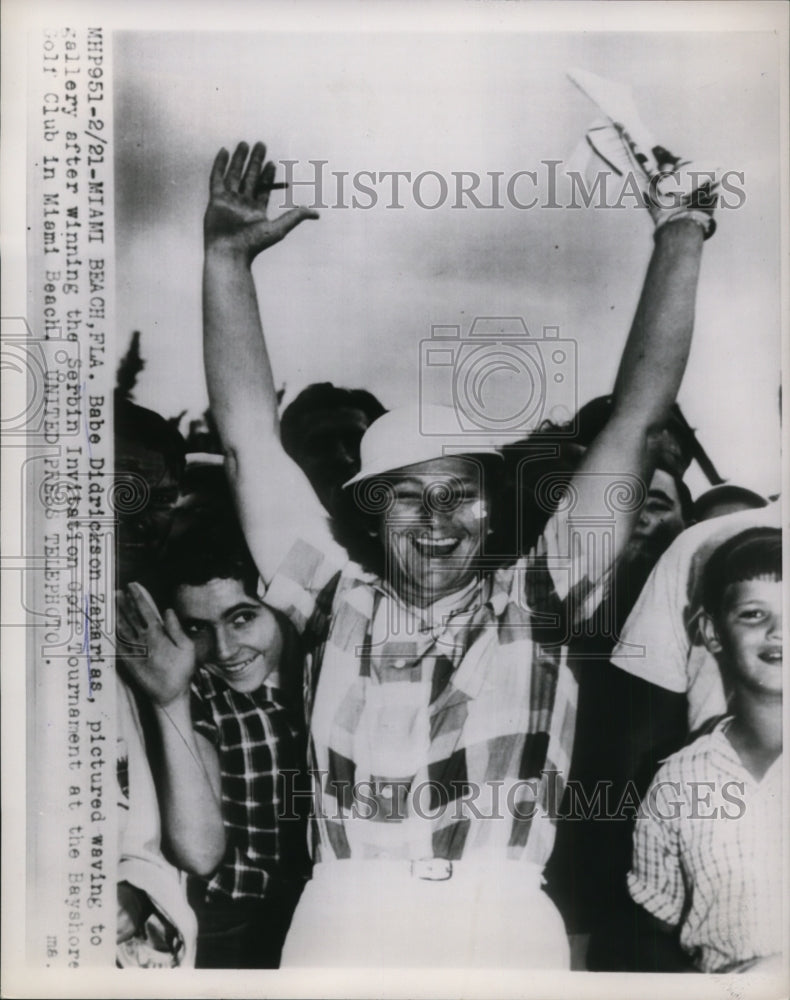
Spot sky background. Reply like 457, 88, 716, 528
113, 26, 784, 498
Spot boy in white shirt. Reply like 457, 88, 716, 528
628, 527, 783, 973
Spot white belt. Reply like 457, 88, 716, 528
311, 857, 546, 885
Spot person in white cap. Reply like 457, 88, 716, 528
191, 136, 715, 968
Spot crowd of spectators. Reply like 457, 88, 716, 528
110, 127, 782, 974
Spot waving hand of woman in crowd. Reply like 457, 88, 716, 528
118, 582, 226, 877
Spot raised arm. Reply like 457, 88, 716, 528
203, 142, 334, 586
567, 155, 714, 579
579, 216, 703, 485
203, 142, 317, 445
118, 583, 226, 877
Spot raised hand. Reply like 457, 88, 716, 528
117, 582, 196, 708
204, 140, 319, 261
584, 123, 718, 239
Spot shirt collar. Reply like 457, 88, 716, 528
194, 665, 282, 703
711, 716, 783, 784
380, 573, 493, 631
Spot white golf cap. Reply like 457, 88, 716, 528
343, 404, 502, 487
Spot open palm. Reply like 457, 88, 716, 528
117, 582, 196, 708
204, 140, 319, 260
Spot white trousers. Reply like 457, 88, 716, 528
282, 859, 570, 968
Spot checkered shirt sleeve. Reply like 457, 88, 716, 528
191, 673, 307, 902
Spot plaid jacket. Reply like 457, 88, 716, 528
265, 506, 608, 865
191, 669, 310, 903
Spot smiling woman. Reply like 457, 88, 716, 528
378, 457, 491, 607
332, 405, 505, 601
199, 132, 717, 966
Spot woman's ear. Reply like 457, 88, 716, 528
699, 611, 723, 657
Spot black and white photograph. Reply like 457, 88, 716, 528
1, 2, 787, 997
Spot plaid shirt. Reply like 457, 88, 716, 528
628, 718, 783, 972
265, 505, 608, 866
190, 668, 310, 903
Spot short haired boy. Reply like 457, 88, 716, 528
119, 511, 310, 968
627, 528, 783, 973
